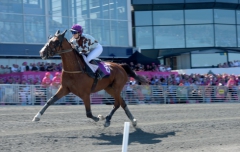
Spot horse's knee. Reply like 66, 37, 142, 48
114, 104, 120, 109
47, 96, 59, 105
86, 111, 93, 118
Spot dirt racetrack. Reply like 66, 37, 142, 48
1, 103, 240, 152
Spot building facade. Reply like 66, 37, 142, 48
0, 0, 133, 64
132, 0, 240, 69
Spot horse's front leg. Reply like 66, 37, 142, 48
32, 86, 70, 122
82, 95, 99, 122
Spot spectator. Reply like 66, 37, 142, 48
31, 63, 38, 71
20, 62, 27, 72
41, 72, 52, 88
51, 72, 61, 89
11, 64, 19, 73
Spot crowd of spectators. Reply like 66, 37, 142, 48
129, 73, 240, 87
126, 62, 172, 72
0, 62, 62, 74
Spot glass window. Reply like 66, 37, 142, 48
186, 25, 214, 47
132, 0, 153, 4
49, 0, 69, 17
134, 11, 152, 26
216, 0, 238, 3
0, 0, 23, 13
110, 0, 127, 20
0, 13, 24, 43
110, 21, 128, 46
236, 11, 240, 24
154, 26, 185, 49
23, 0, 45, 15
185, 0, 214, 2
24, 16, 46, 44
153, 0, 184, 3
89, 19, 110, 46
70, 0, 88, 18
228, 53, 240, 62
185, 9, 213, 24
191, 53, 227, 67
237, 25, 240, 47
215, 25, 237, 47
214, 9, 235, 24
48, 16, 69, 38
135, 27, 153, 49
153, 10, 183, 25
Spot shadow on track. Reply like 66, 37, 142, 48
83, 128, 176, 145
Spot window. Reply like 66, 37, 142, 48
48, 16, 69, 38
215, 0, 238, 3
23, 0, 45, 15
237, 25, 240, 47
0, 13, 24, 43
110, 21, 128, 46
236, 11, 240, 24
214, 9, 235, 24
89, 19, 110, 46
185, 0, 214, 2
134, 11, 152, 26
110, 0, 128, 20
24, 16, 46, 43
153, 10, 183, 25
228, 53, 240, 62
49, 0, 69, 17
154, 26, 185, 48
185, 9, 213, 24
191, 53, 227, 67
215, 25, 236, 47
135, 26, 153, 49
153, 0, 184, 3
186, 25, 214, 47
0, 1, 23, 13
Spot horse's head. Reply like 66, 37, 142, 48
40, 30, 71, 59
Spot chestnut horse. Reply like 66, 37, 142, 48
32, 30, 147, 127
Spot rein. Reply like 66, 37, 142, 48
56, 44, 85, 74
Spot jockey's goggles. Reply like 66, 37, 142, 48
71, 31, 78, 35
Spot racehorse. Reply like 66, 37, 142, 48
32, 30, 148, 127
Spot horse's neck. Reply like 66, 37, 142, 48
60, 51, 84, 71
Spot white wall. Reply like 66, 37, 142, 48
173, 67, 240, 75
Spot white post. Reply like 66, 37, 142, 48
122, 122, 130, 152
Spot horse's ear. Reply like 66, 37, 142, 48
61, 30, 67, 36
55, 30, 60, 35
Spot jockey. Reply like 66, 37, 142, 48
70, 24, 103, 74
41, 72, 52, 88
51, 72, 61, 89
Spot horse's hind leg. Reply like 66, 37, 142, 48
32, 86, 70, 121
120, 98, 137, 127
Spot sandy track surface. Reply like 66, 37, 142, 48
1, 104, 240, 152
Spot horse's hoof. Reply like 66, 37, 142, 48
32, 117, 40, 122
98, 115, 105, 121
92, 117, 99, 122
104, 121, 111, 127
132, 119, 137, 127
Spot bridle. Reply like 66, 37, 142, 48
45, 34, 84, 73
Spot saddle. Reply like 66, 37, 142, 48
82, 54, 111, 80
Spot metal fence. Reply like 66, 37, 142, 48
0, 84, 239, 105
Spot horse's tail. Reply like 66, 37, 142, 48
120, 64, 148, 84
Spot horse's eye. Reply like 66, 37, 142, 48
54, 40, 60, 46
